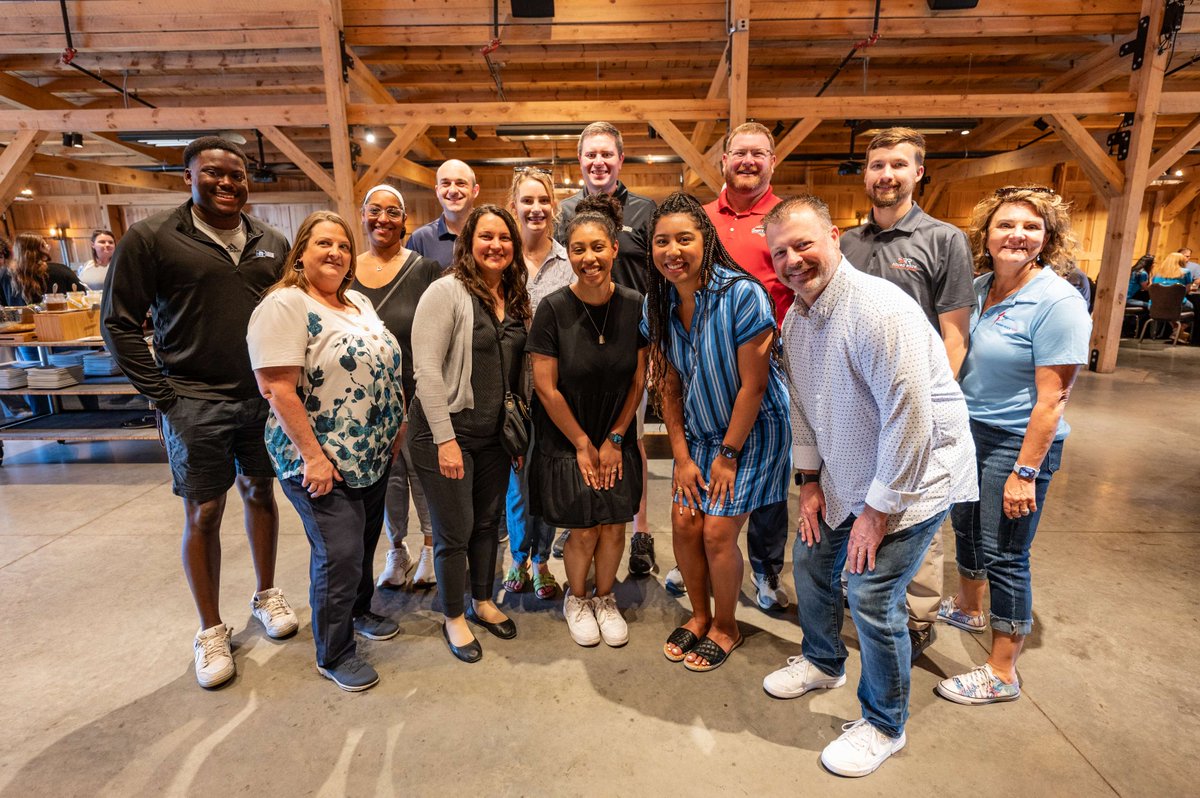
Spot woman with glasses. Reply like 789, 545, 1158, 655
936, 186, 1090, 705
351, 185, 445, 591
501, 168, 575, 602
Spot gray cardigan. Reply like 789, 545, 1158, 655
411, 274, 474, 443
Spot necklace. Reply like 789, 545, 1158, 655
579, 289, 613, 345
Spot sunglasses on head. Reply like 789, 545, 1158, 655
994, 185, 1057, 199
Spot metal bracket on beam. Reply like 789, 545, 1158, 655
729, 18, 748, 34
339, 30, 354, 83
1107, 129, 1131, 161
1120, 15, 1150, 70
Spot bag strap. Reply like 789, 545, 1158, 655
482, 298, 514, 396
372, 251, 421, 314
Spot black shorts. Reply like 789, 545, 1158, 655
161, 396, 275, 502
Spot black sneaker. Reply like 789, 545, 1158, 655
318, 654, 380, 692
628, 532, 656, 576
353, 611, 400, 640
909, 626, 936, 664
552, 529, 570, 559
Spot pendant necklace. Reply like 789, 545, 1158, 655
580, 288, 613, 345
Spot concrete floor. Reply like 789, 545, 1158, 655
1, 339, 1197, 798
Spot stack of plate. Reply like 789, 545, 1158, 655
26, 366, 83, 389
48, 352, 87, 368
0, 366, 28, 388
82, 352, 121, 377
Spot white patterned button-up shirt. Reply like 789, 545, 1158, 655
781, 258, 977, 534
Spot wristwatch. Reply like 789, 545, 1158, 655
718, 444, 740, 461
1012, 464, 1039, 480
794, 470, 820, 486
609, 431, 624, 446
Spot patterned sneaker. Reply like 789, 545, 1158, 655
552, 529, 570, 559
628, 532, 656, 576
250, 587, 299, 639
377, 543, 414, 588
936, 663, 1021, 705
411, 545, 436, 589
664, 566, 687, 596
820, 718, 906, 778
592, 593, 628, 647
194, 623, 235, 688
936, 596, 987, 633
563, 592, 600, 647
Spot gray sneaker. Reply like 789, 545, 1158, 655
353, 611, 399, 640
318, 654, 379, 692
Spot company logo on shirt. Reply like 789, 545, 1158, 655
254, 249, 276, 259
751, 224, 767, 237
991, 311, 1021, 334
889, 256, 921, 272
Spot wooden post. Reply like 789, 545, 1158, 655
728, 0, 749, 128
1090, 0, 1168, 373
1146, 191, 1166, 259
316, 0, 358, 228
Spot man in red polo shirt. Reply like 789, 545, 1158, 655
676, 121, 791, 612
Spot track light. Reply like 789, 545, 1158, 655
465, 126, 477, 141
364, 128, 376, 143
772, 121, 786, 137
448, 125, 458, 143
62, 132, 83, 148
648, 124, 658, 139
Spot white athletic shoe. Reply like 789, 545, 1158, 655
250, 587, 299, 639
194, 623, 235, 688
592, 593, 628, 647
411, 544, 436, 588
377, 543, 414, 588
820, 718, 906, 778
762, 654, 847, 699
563, 592, 601, 647
664, 566, 686, 596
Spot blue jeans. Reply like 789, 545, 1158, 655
504, 466, 555, 566
793, 508, 945, 739
951, 420, 1062, 636
279, 470, 389, 669
747, 500, 788, 577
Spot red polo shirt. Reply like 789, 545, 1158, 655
703, 187, 791, 325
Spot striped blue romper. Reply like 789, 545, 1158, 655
642, 263, 791, 516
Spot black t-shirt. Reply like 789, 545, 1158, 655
525, 284, 647, 453
0, 262, 83, 305
351, 252, 444, 408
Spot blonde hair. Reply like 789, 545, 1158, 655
267, 211, 358, 304
967, 187, 1078, 278
724, 122, 775, 152
508, 169, 559, 236
1153, 251, 1188, 281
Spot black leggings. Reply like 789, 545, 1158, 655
408, 431, 509, 618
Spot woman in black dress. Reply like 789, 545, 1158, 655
528, 194, 647, 647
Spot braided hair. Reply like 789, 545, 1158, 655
643, 191, 778, 414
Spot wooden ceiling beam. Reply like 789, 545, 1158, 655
316, 0, 356, 225
1046, 113, 1124, 199
932, 138, 1078, 184
1164, 175, 1200, 221
259, 125, 337, 197
1147, 114, 1200, 180
346, 46, 443, 178
775, 119, 823, 162
0, 130, 47, 209
27, 153, 182, 192
650, 118, 722, 194
354, 123, 429, 198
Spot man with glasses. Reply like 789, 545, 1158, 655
838, 127, 975, 663
407, 159, 480, 268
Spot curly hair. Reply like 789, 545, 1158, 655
267, 211, 358, 305
449, 205, 532, 322
967, 186, 1078, 278
642, 191, 776, 413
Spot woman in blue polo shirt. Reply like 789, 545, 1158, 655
642, 192, 790, 672
935, 186, 1090, 706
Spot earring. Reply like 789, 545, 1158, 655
293, 260, 304, 272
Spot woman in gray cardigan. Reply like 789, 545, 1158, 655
408, 205, 532, 663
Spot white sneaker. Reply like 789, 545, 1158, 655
753, 571, 790, 611
411, 544, 436, 588
664, 566, 686, 596
377, 543, 414, 588
592, 593, 628, 647
250, 587, 299, 639
820, 718, 906, 778
762, 654, 847, 699
194, 623, 235, 688
563, 592, 601, 646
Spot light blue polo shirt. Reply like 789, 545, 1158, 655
959, 267, 1091, 440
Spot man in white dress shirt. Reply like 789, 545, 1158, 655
759, 195, 977, 778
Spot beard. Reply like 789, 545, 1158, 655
867, 182, 911, 209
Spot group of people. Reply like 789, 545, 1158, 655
95, 120, 1094, 779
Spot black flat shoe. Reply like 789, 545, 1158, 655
465, 605, 518, 639
442, 623, 482, 663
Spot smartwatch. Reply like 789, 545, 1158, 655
794, 470, 820, 486
1013, 464, 1039, 480
718, 444, 740, 461
609, 431, 624, 446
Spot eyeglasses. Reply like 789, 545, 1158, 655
364, 205, 404, 220
994, 186, 1056, 199
726, 149, 773, 161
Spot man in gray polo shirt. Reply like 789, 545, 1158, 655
839, 127, 974, 663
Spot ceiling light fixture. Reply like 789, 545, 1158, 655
1175, 169, 1185, 177
465, 126, 478, 141
364, 128, 377, 143
448, 126, 458, 143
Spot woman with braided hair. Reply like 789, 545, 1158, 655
641, 192, 791, 671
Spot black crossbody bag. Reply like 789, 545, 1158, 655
488, 311, 531, 458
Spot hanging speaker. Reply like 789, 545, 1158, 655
511, 0, 554, 17
926, 0, 979, 8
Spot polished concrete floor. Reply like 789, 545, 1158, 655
1, 339, 1198, 797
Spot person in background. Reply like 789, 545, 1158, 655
351, 184, 444, 591
1065, 266, 1093, 311
409, 205, 531, 663
501, 168, 574, 601
530, 194, 646, 647
249, 211, 403, 692
553, 121, 657, 577
1149, 251, 1195, 309
77, 229, 117, 290
0, 235, 33, 420
1126, 254, 1152, 308
407, 159, 480, 269
936, 186, 1090, 707
102, 136, 296, 689
644, 192, 790, 673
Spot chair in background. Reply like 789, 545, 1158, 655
1139, 283, 1194, 345
1123, 304, 1147, 337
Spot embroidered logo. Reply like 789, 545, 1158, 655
751, 224, 767, 237
621, 225, 634, 233
889, 256, 921, 272
991, 310, 1021, 333
254, 250, 275, 259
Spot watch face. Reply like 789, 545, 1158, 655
1016, 466, 1037, 479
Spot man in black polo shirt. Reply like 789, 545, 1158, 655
839, 127, 974, 663
102, 136, 297, 689
552, 121, 657, 574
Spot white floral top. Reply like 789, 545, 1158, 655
247, 286, 403, 487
